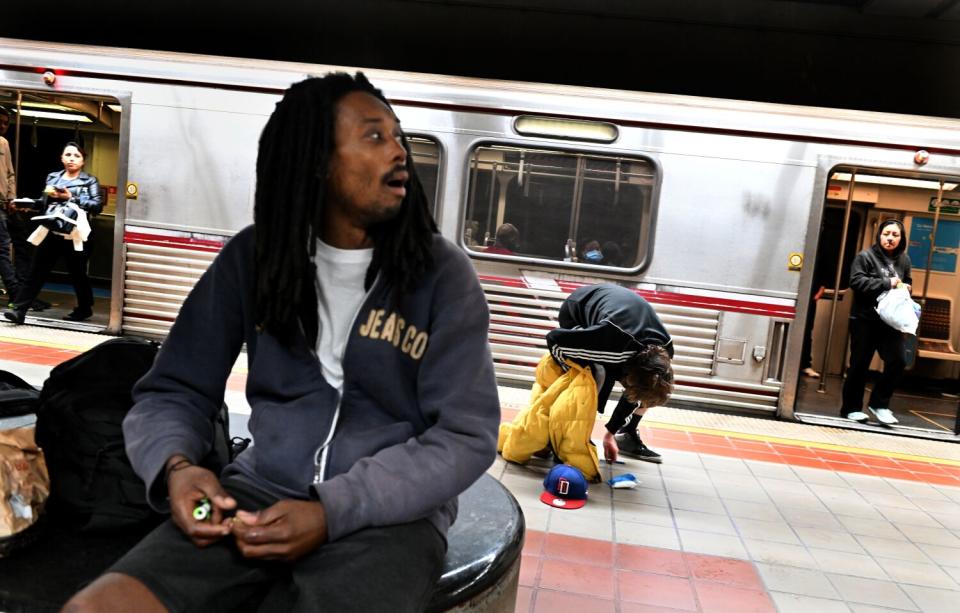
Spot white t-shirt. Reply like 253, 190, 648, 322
314, 239, 374, 392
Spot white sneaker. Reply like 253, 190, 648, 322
846, 411, 869, 423
868, 407, 899, 426
802, 367, 821, 379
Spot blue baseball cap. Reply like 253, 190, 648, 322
540, 464, 588, 509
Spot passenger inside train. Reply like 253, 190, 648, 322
796, 171, 960, 436
485, 222, 520, 255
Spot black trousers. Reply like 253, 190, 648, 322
13, 235, 93, 312
7, 214, 36, 287
111, 477, 447, 613
0, 215, 19, 299
840, 318, 906, 416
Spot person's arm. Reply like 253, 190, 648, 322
123, 228, 251, 512
72, 175, 103, 213
1, 139, 14, 202
546, 320, 635, 368
848, 252, 890, 300
312, 250, 500, 542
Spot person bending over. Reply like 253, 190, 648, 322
63, 73, 500, 613
547, 283, 674, 464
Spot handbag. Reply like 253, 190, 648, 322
32, 202, 80, 237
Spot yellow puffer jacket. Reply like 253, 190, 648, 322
497, 353, 602, 481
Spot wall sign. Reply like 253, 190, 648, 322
908, 216, 960, 273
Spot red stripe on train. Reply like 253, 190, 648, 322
123, 232, 225, 253
479, 274, 795, 319
675, 379, 781, 398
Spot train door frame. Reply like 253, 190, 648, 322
785, 159, 960, 439
2, 77, 132, 335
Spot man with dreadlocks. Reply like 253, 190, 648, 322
64, 73, 499, 613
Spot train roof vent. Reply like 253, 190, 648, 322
513, 115, 618, 143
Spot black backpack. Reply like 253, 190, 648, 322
0, 371, 41, 418
34, 337, 234, 533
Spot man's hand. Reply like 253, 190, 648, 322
231, 500, 328, 561
165, 455, 236, 548
603, 431, 619, 463
890, 277, 901, 289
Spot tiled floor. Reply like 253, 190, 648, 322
3, 325, 960, 612
491, 432, 960, 612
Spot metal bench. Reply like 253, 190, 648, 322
0, 472, 523, 612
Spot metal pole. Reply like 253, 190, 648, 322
921, 180, 946, 306
818, 170, 857, 393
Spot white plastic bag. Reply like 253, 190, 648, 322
875, 287, 921, 335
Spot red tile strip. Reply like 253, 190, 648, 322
518, 530, 775, 613
635, 425, 960, 486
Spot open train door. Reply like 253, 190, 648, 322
793, 167, 960, 441
0, 87, 128, 334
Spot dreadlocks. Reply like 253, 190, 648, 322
253, 72, 437, 340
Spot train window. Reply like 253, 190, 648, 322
407, 136, 441, 213
463, 144, 656, 268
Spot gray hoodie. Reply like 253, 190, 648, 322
123, 225, 500, 541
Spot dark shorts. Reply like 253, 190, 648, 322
110, 477, 446, 613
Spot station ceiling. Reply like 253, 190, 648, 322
4, 0, 960, 118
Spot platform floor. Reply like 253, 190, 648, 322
2, 324, 960, 612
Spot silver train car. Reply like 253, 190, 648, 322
3, 38, 960, 437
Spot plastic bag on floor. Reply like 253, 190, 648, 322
875, 286, 921, 335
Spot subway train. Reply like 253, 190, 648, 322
2, 38, 959, 439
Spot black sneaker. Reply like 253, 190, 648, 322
615, 431, 663, 464
30, 299, 50, 312
2, 307, 26, 325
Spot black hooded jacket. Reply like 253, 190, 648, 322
547, 284, 674, 371
848, 219, 912, 322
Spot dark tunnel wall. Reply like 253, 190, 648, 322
3, 1, 960, 119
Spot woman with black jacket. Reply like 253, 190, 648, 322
3, 142, 102, 324
840, 219, 912, 426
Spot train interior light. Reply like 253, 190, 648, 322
830, 172, 957, 191
15, 109, 93, 123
